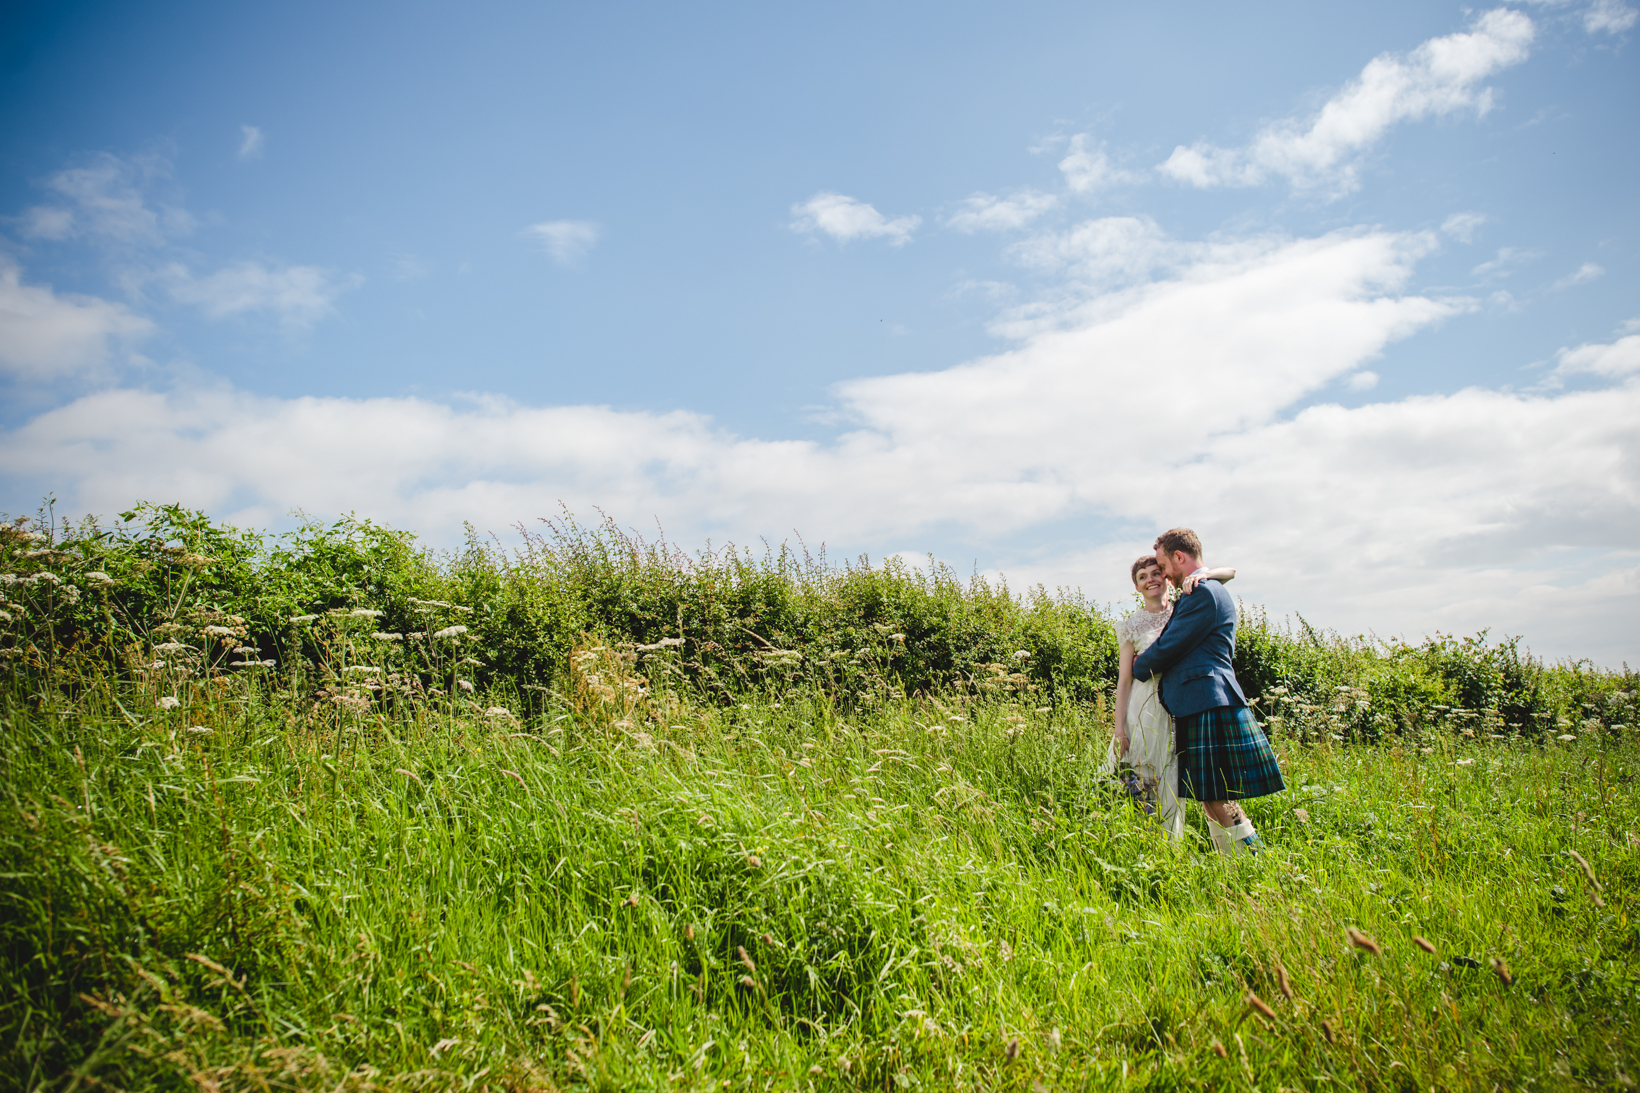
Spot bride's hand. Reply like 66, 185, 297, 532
1180, 571, 1201, 595
1113, 730, 1128, 757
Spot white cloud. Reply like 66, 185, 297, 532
1159, 9, 1534, 194
1471, 245, 1541, 279
0, 259, 152, 382
526, 220, 601, 265
6, 224, 1635, 664
1058, 135, 1139, 194
162, 260, 360, 327
790, 193, 920, 246
1584, 0, 1638, 32
1550, 331, 1640, 380
944, 191, 1058, 233
238, 125, 265, 161
16, 153, 194, 246
1440, 212, 1487, 243
1345, 370, 1380, 391
1551, 262, 1604, 289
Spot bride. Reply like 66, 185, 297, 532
1102, 554, 1235, 840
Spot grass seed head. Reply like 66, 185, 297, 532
1347, 927, 1382, 956
1247, 992, 1277, 1021
1490, 956, 1514, 987
738, 974, 757, 990
738, 946, 755, 972
1211, 1039, 1227, 1058
1414, 936, 1437, 955
1276, 962, 1294, 1000
1005, 1037, 1019, 1062
1320, 1020, 1336, 1044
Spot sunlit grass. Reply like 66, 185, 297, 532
4, 684, 1635, 1091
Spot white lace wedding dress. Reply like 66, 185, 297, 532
1101, 604, 1185, 839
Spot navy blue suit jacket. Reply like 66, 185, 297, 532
1131, 576, 1247, 718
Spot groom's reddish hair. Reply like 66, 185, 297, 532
1155, 527, 1203, 559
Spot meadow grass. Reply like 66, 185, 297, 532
4, 683, 1636, 1092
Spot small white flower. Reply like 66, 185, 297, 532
432, 625, 469, 640
457, 656, 483, 666
157, 696, 181, 710
289, 614, 318, 624
1558, 733, 1577, 742
456, 679, 475, 693
154, 642, 190, 653
373, 632, 404, 642
186, 725, 212, 734
201, 625, 237, 637
232, 646, 259, 656
85, 571, 116, 587
485, 706, 515, 719
1455, 758, 1475, 766
349, 608, 384, 618
344, 666, 383, 675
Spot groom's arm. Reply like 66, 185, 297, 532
1131, 590, 1213, 681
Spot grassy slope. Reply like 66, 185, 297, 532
4, 690, 1637, 1092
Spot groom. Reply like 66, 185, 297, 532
1131, 528, 1284, 853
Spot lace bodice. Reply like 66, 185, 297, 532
1118, 604, 1172, 653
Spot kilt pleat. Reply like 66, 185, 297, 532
1175, 705, 1285, 801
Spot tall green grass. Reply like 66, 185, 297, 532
2, 502, 1637, 1090
3, 686, 1637, 1091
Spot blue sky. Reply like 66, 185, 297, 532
1, 0, 1637, 664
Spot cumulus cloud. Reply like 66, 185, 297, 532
0, 259, 152, 382
162, 260, 361, 327
5, 223, 1634, 663
238, 125, 265, 161
526, 220, 601, 266
15, 153, 194, 246
790, 193, 920, 246
1549, 330, 1640, 381
944, 191, 1058, 233
1058, 135, 1139, 194
1159, 9, 1534, 194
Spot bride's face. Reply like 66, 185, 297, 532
1134, 563, 1167, 600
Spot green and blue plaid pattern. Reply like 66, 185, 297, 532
1175, 704, 1286, 801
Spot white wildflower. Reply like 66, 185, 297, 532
201, 625, 237, 637
373, 632, 404, 641
432, 625, 469, 640
344, 665, 383, 675
157, 696, 181, 710
178, 553, 211, 569
1455, 758, 1475, 766
85, 571, 115, 587
1558, 733, 1577, 742
349, 608, 384, 618
0, 610, 10, 624
232, 646, 259, 656
457, 656, 483, 666
289, 614, 318, 624
154, 642, 191, 653
34, 571, 60, 585
457, 680, 474, 693
485, 706, 515, 719
407, 631, 426, 639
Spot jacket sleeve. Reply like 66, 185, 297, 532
1131, 590, 1213, 682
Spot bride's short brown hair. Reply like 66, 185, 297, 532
1154, 527, 1203, 559
1131, 555, 1162, 584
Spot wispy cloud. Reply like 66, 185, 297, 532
526, 220, 601, 265
15, 153, 194, 246
943, 190, 1057, 233
1549, 328, 1640, 381
162, 260, 361, 327
1520, 0, 1638, 34
1471, 245, 1542, 279
1440, 212, 1487, 243
0, 259, 152, 382
238, 125, 265, 161
790, 193, 920, 246
1551, 262, 1604, 289
1058, 135, 1139, 194
1159, 9, 1534, 195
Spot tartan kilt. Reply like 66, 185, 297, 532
1175, 705, 1285, 801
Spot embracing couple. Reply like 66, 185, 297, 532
1100, 528, 1285, 854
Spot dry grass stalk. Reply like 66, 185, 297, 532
1346, 927, 1381, 956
